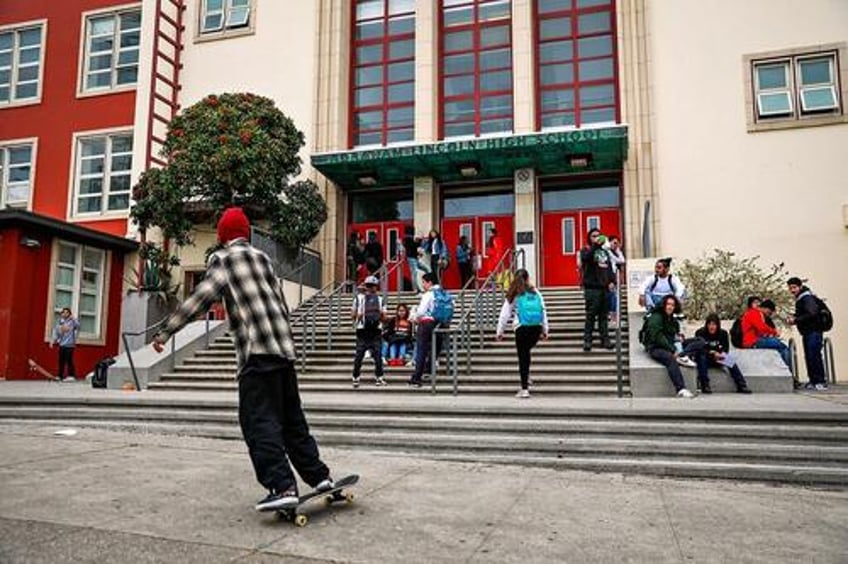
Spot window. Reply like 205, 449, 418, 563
52, 242, 106, 339
200, 0, 251, 34
73, 133, 133, 216
535, 0, 618, 130
351, 0, 415, 147
82, 9, 141, 92
0, 23, 44, 105
0, 142, 34, 209
748, 47, 845, 130
561, 217, 575, 254
441, 0, 513, 138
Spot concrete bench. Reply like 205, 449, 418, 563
627, 314, 793, 397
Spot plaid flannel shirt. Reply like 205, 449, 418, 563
159, 239, 296, 373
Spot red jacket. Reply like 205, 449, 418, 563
741, 307, 778, 348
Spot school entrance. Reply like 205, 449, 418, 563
540, 181, 622, 287
348, 191, 413, 290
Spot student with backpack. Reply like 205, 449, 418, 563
408, 272, 454, 388
351, 276, 387, 388
638, 258, 685, 311
740, 296, 791, 368
788, 276, 832, 391
496, 269, 550, 398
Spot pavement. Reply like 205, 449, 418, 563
1, 421, 848, 563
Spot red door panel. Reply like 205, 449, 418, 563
542, 208, 621, 287
349, 221, 412, 290
440, 215, 514, 290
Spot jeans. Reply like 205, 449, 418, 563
802, 331, 825, 385
238, 355, 329, 493
58, 346, 76, 379
515, 325, 543, 390
583, 287, 609, 344
753, 337, 791, 368
388, 341, 407, 360
407, 258, 420, 292
411, 320, 441, 384
607, 289, 617, 313
353, 330, 384, 379
649, 338, 709, 392
708, 360, 749, 391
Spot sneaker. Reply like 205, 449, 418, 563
803, 382, 816, 390
699, 382, 713, 394
582, 342, 592, 352
515, 389, 530, 399
737, 386, 752, 394
315, 477, 335, 492
814, 383, 829, 392
677, 388, 695, 399
255, 487, 298, 512
62, 376, 76, 383
375, 377, 387, 387
676, 356, 697, 368
352, 377, 360, 389
407, 380, 422, 388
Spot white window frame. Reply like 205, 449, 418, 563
796, 54, 839, 113
754, 60, 794, 117
0, 20, 46, 108
0, 138, 37, 210
586, 215, 600, 233
387, 227, 400, 261
78, 5, 142, 96
197, 0, 254, 40
459, 223, 473, 247
481, 221, 495, 258
47, 241, 109, 343
561, 216, 575, 256
69, 130, 134, 220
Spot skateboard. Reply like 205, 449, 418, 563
277, 474, 359, 527
28, 359, 59, 381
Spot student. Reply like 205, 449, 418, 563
606, 235, 626, 325
456, 235, 474, 289
639, 258, 685, 311
383, 303, 413, 366
496, 269, 550, 398
787, 276, 829, 391
641, 295, 708, 398
409, 272, 447, 388
579, 228, 615, 351
50, 308, 80, 382
695, 314, 752, 394
363, 232, 384, 275
347, 231, 364, 284
351, 276, 387, 388
153, 207, 334, 512
740, 296, 791, 368
402, 227, 421, 293
421, 230, 448, 284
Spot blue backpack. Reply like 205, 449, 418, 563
516, 291, 544, 326
431, 287, 455, 325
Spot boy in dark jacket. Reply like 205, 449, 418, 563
695, 314, 751, 393
787, 276, 827, 390
579, 228, 614, 351
642, 295, 709, 397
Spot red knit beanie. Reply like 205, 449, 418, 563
217, 207, 250, 243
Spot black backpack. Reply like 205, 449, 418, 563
91, 357, 115, 389
814, 296, 833, 332
649, 274, 673, 293
729, 317, 744, 348
362, 294, 382, 332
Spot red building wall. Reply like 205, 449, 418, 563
2, 0, 138, 237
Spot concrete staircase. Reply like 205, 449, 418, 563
1, 394, 846, 485
147, 287, 630, 396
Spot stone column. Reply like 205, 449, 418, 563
415, 0, 438, 143
512, 0, 535, 134
413, 176, 436, 237
513, 167, 538, 282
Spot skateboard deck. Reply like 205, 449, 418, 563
277, 474, 359, 527
28, 359, 59, 381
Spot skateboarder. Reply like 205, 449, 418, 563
50, 308, 79, 382
153, 207, 334, 511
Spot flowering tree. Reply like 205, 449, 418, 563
131, 93, 328, 290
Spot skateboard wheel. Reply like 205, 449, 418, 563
324, 495, 334, 506
344, 492, 355, 504
294, 514, 308, 527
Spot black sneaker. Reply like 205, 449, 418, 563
407, 380, 422, 388
737, 386, 752, 394
315, 477, 335, 492
255, 487, 298, 512
582, 342, 592, 352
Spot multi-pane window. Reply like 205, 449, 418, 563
82, 10, 141, 92
0, 24, 44, 104
0, 143, 34, 209
535, 0, 618, 129
201, 0, 251, 34
53, 242, 106, 338
440, 0, 513, 138
753, 53, 841, 120
351, 0, 416, 147
74, 133, 133, 215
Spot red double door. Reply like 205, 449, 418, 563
440, 215, 514, 289
349, 220, 412, 290
541, 208, 620, 287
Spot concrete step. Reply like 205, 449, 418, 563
146, 381, 624, 394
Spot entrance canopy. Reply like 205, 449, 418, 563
311, 125, 628, 189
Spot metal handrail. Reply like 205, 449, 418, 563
120, 317, 170, 391
379, 260, 406, 305
824, 336, 837, 385
788, 338, 800, 385
614, 269, 625, 397
291, 278, 352, 371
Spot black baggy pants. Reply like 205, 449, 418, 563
411, 320, 441, 384
238, 355, 329, 493
58, 346, 76, 379
353, 329, 384, 380
515, 325, 543, 390
583, 287, 609, 345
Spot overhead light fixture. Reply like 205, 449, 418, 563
458, 163, 480, 178
358, 174, 378, 187
567, 154, 592, 169
19, 236, 41, 249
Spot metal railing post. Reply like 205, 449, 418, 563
122, 333, 142, 391
170, 335, 176, 372
614, 270, 624, 397
824, 337, 836, 384
788, 338, 799, 385
431, 326, 439, 394
205, 314, 210, 349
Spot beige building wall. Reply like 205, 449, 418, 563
645, 0, 848, 380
